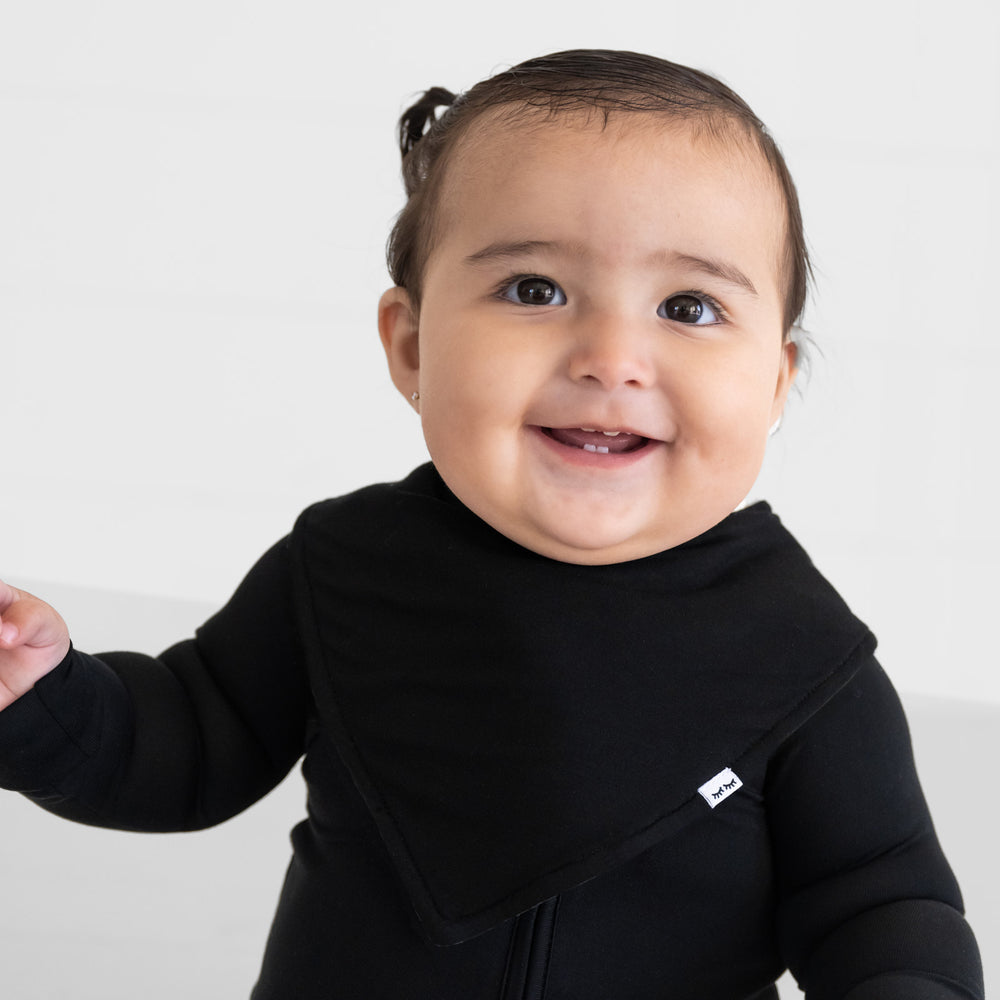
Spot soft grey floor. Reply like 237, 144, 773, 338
0, 584, 995, 998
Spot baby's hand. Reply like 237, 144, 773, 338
0, 581, 71, 711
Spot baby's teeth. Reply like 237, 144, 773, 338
583, 444, 610, 454
602, 431, 621, 437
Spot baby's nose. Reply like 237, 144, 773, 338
567, 311, 656, 389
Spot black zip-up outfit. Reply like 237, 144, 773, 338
0, 466, 984, 999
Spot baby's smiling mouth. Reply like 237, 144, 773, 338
542, 426, 650, 454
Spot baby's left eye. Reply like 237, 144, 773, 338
658, 293, 721, 325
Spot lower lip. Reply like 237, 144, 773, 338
528, 426, 660, 469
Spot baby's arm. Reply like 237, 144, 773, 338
768, 656, 984, 999
0, 581, 71, 710
0, 539, 311, 831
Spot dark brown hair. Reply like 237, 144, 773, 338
387, 49, 810, 336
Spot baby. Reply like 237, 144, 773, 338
0, 49, 985, 999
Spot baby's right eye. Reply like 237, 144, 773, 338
499, 276, 567, 306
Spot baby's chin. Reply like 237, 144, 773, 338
510, 527, 699, 566
470, 504, 724, 565
434, 453, 758, 564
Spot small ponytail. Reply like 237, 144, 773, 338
398, 87, 457, 160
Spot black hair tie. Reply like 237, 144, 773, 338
398, 87, 457, 158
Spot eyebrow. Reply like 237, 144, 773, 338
464, 240, 562, 266
464, 241, 758, 296
669, 252, 758, 297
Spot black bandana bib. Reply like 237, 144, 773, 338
290, 464, 873, 945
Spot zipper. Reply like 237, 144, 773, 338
499, 896, 560, 1000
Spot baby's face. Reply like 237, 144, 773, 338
380, 113, 796, 563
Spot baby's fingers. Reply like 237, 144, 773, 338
2, 582, 29, 639
0, 578, 23, 644
0, 580, 18, 646
0, 581, 71, 708
0, 581, 67, 648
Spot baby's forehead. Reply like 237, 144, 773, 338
442, 107, 784, 229
432, 106, 790, 297
449, 105, 776, 189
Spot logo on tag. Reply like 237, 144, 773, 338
698, 767, 743, 809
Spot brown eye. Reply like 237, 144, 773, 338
658, 294, 719, 325
501, 276, 566, 306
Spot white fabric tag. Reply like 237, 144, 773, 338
698, 767, 743, 808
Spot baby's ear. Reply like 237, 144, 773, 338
378, 287, 420, 404
770, 339, 798, 423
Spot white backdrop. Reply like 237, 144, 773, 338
1, 4, 998, 998
1, 0, 998, 705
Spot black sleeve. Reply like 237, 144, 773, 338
767, 656, 984, 999
0, 537, 312, 832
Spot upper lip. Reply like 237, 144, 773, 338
537, 423, 658, 440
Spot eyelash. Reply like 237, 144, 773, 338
493, 274, 729, 325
